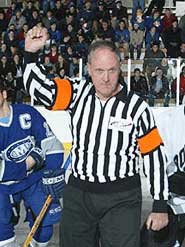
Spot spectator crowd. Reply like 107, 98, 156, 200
0, 0, 185, 105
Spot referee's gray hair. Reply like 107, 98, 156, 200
88, 40, 121, 64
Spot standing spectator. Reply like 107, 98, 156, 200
129, 23, 144, 59
24, 27, 169, 247
131, 68, 148, 98
149, 67, 170, 106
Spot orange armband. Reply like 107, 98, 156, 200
137, 127, 163, 155
51, 78, 72, 110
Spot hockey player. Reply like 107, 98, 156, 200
0, 80, 66, 247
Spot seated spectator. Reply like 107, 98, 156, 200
0, 10, 8, 37
28, 9, 42, 28
48, 43, 59, 64
129, 23, 144, 59
55, 54, 69, 76
172, 66, 185, 104
77, 1, 95, 29
10, 53, 25, 104
130, 68, 148, 99
93, 1, 110, 32
22, 0, 36, 24
177, 43, 185, 58
3, 30, 18, 49
148, 67, 170, 107
163, 19, 182, 58
42, 9, 57, 29
160, 57, 170, 78
17, 23, 29, 50
145, 26, 160, 50
144, 9, 162, 33
143, 42, 166, 82
161, 8, 177, 33
0, 43, 11, 59
111, 0, 128, 25
114, 19, 130, 57
43, 55, 53, 73
0, 55, 12, 79
49, 21, 62, 46
5, 1, 18, 21
131, 7, 145, 31
98, 19, 115, 41
53, 0, 66, 23
9, 9, 26, 31
74, 34, 88, 61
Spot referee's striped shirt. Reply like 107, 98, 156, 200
24, 53, 169, 212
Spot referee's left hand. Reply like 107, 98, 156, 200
146, 212, 168, 231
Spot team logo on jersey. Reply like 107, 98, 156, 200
43, 122, 54, 137
4, 136, 34, 162
109, 117, 133, 131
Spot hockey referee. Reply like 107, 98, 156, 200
23, 26, 169, 247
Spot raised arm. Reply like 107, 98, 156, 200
24, 26, 72, 110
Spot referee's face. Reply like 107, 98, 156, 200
88, 47, 121, 101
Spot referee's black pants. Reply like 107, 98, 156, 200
60, 185, 142, 247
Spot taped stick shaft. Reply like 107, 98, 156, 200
22, 195, 52, 247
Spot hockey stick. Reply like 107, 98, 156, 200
22, 194, 52, 247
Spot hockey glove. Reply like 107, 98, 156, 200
29, 147, 44, 171
42, 169, 65, 200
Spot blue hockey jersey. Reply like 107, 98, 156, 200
0, 104, 64, 194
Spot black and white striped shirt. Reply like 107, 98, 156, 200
24, 53, 168, 212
